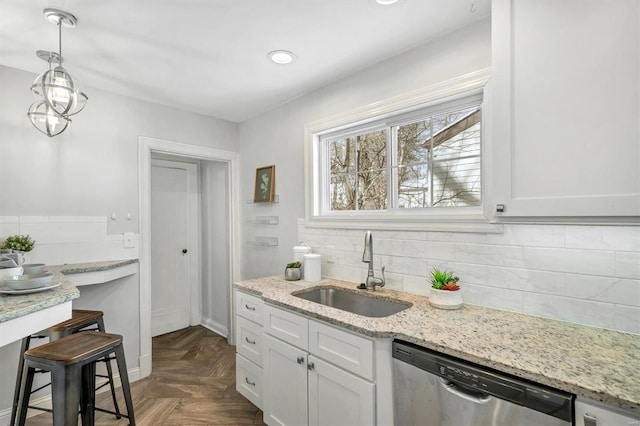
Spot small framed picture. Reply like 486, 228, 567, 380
254, 165, 276, 202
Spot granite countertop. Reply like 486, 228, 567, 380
0, 259, 138, 324
235, 276, 640, 413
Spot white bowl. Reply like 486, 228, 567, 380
4, 273, 53, 290
0, 266, 23, 279
22, 264, 46, 274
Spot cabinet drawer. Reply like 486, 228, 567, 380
236, 316, 263, 366
309, 320, 374, 380
235, 290, 263, 324
263, 304, 309, 350
236, 354, 263, 410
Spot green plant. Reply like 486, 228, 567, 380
1, 235, 36, 252
430, 268, 460, 291
286, 261, 302, 269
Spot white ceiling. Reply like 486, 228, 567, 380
0, 0, 490, 122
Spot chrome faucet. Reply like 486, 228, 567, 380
362, 231, 385, 290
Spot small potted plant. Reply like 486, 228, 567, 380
429, 268, 463, 310
1, 235, 36, 265
284, 261, 302, 281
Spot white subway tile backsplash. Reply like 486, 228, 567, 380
403, 240, 455, 260
486, 224, 565, 247
0, 223, 20, 237
612, 305, 640, 335
19, 216, 49, 223
523, 247, 615, 276
21, 222, 108, 244
380, 255, 427, 276
0, 216, 19, 224
426, 231, 487, 244
403, 274, 430, 296
487, 266, 564, 294
565, 226, 640, 251
615, 252, 640, 279
300, 221, 639, 335
523, 294, 615, 330
463, 284, 524, 312
565, 274, 640, 306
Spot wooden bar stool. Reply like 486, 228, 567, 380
16, 331, 135, 426
10, 310, 121, 426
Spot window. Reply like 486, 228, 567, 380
325, 103, 481, 213
305, 69, 496, 232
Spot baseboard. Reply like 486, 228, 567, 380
0, 366, 140, 426
139, 352, 152, 379
201, 318, 228, 338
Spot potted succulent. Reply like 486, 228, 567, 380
429, 268, 463, 310
284, 261, 302, 281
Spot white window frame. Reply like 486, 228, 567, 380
304, 68, 500, 232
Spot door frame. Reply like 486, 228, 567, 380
150, 159, 201, 335
139, 136, 241, 378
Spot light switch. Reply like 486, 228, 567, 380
123, 232, 135, 248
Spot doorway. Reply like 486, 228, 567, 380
139, 137, 241, 378
150, 159, 199, 337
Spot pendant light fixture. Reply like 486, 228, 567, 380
27, 8, 87, 137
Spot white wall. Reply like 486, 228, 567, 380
0, 65, 238, 234
238, 18, 492, 279
200, 161, 231, 336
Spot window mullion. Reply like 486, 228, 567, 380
388, 125, 396, 210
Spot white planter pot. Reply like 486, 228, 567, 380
429, 288, 463, 310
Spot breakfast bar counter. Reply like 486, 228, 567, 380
0, 259, 137, 347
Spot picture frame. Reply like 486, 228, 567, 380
254, 165, 276, 203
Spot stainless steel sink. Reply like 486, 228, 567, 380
293, 287, 411, 317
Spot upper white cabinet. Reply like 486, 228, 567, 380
491, 0, 640, 218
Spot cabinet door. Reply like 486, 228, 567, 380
307, 355, 375, 426
491, 0, 640, 217
263, 334, 308, 426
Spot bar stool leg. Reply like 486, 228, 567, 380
81, 363, 96, 426
96, 317, 122, 418
10, 336, 30, 426
50, 364, 82, 426
16, 365, 35, 426
114, 345, 136, 426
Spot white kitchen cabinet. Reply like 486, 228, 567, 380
263, 334, 309, 426
491, 0, 640, 218
307, 356, 375, 426
575, 397, 640, 426
234, 289, 265, 409
262, 304, 377, 426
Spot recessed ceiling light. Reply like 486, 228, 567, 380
376, 0, 399, 5
268, 50, 296, 64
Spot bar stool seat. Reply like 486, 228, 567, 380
16, 331, 135, 426
10, 310, 122, 426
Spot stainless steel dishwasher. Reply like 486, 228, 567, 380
392, 340, 574, 426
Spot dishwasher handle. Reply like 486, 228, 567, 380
439, 378, 492, 404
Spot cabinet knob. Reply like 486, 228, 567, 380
182, 249, 188, 254
297, 356, 304, 364
244, 304, 256, 311
245, 337, 256, 345
307, 361, 315, 371
245, 377, 256, 387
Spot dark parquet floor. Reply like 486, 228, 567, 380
27, 326, 265, 425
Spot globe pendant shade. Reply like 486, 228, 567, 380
31, 65, 87, 117
27, 100, 71, 137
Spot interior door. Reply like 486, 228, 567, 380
150, 160, 197, 337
